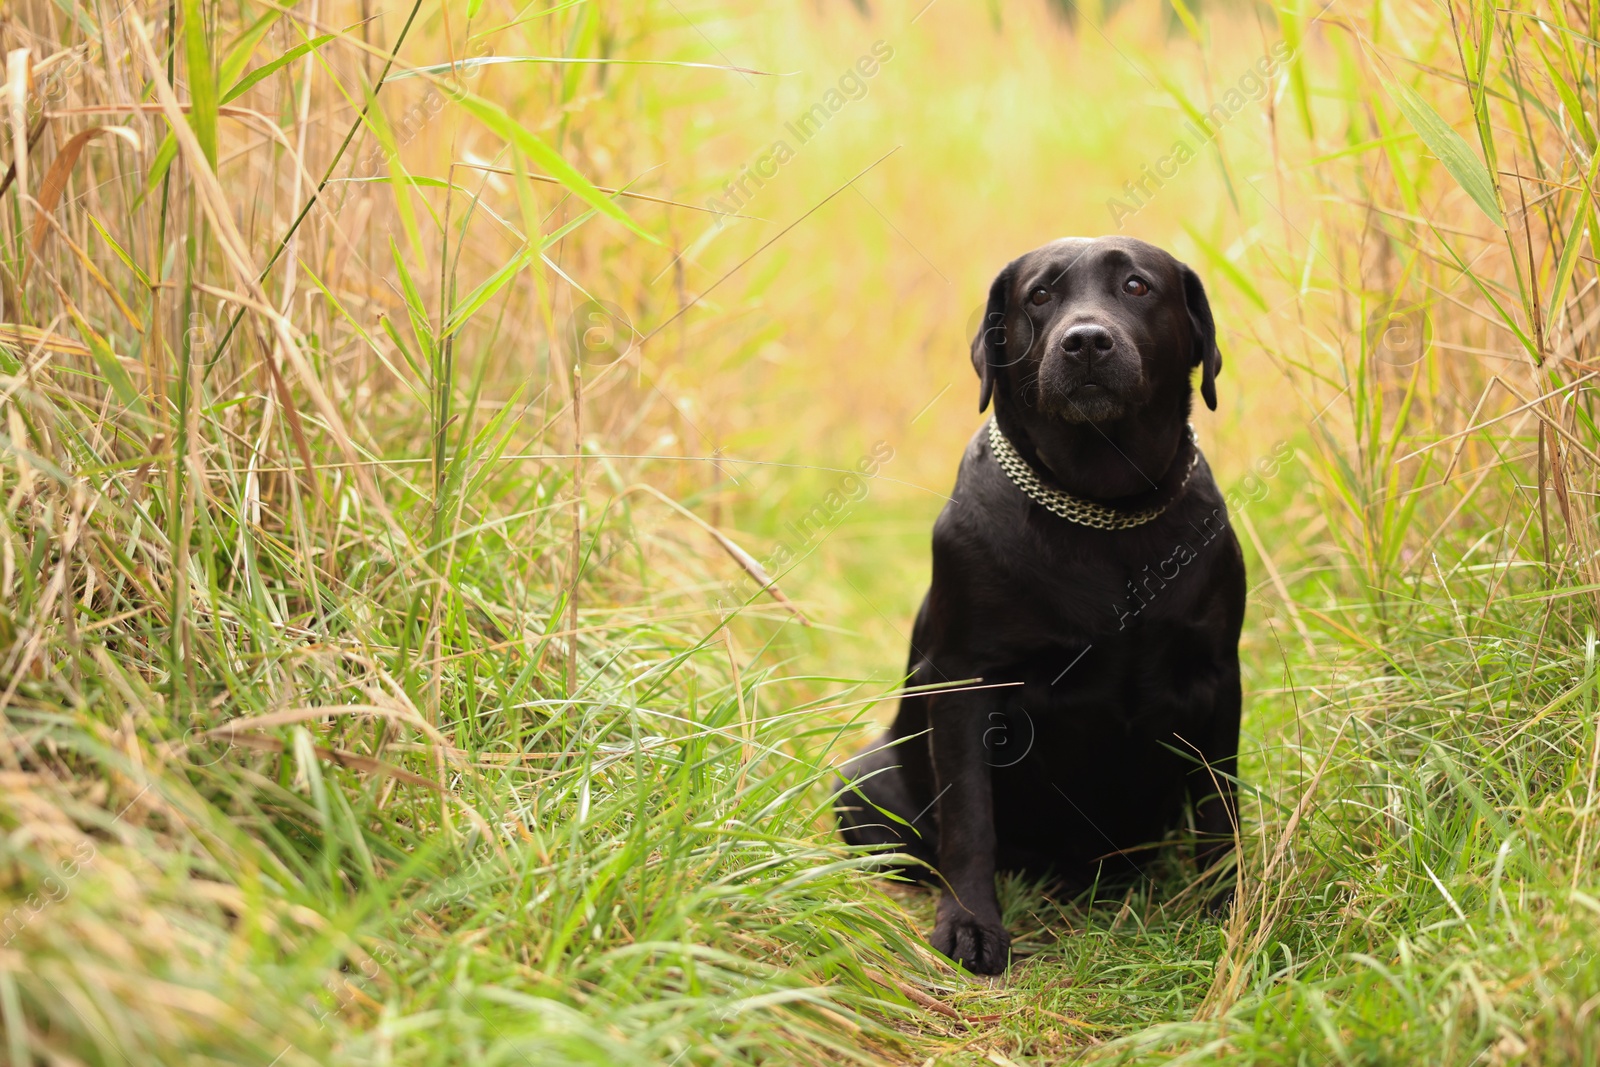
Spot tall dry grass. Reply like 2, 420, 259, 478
0, 2, 950, 1063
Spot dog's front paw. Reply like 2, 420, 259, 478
930, 912, 1011, 975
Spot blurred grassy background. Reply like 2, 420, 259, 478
4, 0, 1600, 1062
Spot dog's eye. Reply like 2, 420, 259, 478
1123, 277, 1150, 296
1028, 287, 1051, 306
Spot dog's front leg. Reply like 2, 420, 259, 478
926, 692, 1011, 974
1191, 655, 1242, 914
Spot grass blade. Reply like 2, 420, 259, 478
1383, 74, 1505, 226
221, 33, 337, 104
447, 87, 659, 244
181, 0, 218, 168
387, 55, 773, 79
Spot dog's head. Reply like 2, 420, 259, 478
970, 236, 1221, 424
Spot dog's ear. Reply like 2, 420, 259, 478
1179, 262, 1222, 411
970, 260, 1018, 413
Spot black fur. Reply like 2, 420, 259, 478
835, 236, 1245, 974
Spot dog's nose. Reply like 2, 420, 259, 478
1062, 324, 1115, 356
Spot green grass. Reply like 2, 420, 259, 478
4, 0, 1600, 1063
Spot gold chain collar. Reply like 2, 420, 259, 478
986, 417, 1201, 530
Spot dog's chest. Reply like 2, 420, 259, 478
930, 461, 1239, 710
984, 517, 1227, 635
945, 514, 1234, 724
1024, 621, 1220, 710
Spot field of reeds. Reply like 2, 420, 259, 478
3, 0, 1600, 1062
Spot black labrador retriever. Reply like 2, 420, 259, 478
835, 236, 1245, 975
